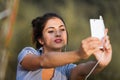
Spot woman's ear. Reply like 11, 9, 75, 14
38, 38, 44, 45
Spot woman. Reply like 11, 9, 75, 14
16, 13, 112, 80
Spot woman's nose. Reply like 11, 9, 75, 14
55, 31, 61, 37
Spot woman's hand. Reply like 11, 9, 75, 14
93, 28, 112, 67
79, 37, 102, 59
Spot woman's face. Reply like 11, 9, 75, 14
39, 17, 67, 51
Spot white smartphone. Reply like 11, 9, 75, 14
90, 16, 105, 48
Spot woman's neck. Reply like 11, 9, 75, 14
43, 47, 62, 54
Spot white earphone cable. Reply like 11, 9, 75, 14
85, 52, 104, 80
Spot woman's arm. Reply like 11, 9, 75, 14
70, 29, 112, 80
21, 50, 81, 70
20, 37, 101, 71
70, 61, 104, 80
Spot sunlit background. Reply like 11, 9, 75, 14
0, 0, 120, 80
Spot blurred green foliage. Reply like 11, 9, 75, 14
0, 0, 120, 80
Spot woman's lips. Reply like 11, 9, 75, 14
54, 39, 62, 43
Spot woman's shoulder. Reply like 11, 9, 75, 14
19, 47, 39, 55
17, 47, 40, 62
22, 47, 36, 51
19, 47, 36, 54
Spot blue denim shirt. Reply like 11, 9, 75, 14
16, 47, 76, 80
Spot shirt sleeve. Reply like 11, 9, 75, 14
17, 47, 39, 65
65, 64, 77, 79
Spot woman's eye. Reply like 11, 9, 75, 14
60, 28, 65, 31
48, 30, 54, 33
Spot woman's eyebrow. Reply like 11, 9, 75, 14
44, 27, 54, 31
45, 25, 65, 31
59, 25, 65, 28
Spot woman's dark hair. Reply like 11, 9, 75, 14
32, 13, 66, 49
